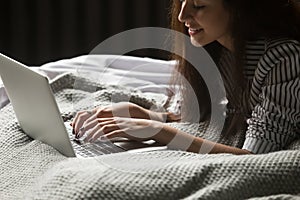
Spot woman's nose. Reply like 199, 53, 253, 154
178, 1, 192, 23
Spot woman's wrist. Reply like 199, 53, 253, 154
147, 111, 181, 122
165, 112, 181, 122
153, 124, 198, 151
147, 110, 167, 122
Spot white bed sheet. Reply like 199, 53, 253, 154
0, 54, 176, 109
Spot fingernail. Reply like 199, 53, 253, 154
99, 136, 107, 141
78, 130, 84, 138
77, 127, 84, 137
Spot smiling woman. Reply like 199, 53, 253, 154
2, 1, 300, 199
72, 0, 300, 155
170, 0, 300, 154
178, 0, 232, 49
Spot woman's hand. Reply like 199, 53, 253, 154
71, 102, 167, 136
71, 111, 251, 155
77, 117, 165, 143
75, 116, 199, 153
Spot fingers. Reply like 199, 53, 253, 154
78, 118, 115, 138
71, 103, 143, 135
72, 110, 96, 135
72, 114, 156, 143
100, 130, 124, 141
72, 106, 116, 134
78, 118, 130, 143
84, 123, 122, 143
83, 118, 125, 142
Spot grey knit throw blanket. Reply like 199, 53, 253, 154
0, 73, 300, 200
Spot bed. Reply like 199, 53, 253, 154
0, 54, 300, 199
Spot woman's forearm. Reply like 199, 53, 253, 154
189, 137, 252, 155
156, 124, 252, 155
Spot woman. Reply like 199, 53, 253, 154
72, 0, 300, 154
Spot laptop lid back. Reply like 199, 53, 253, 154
0, 53, 75, 157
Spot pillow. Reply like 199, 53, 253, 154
0, 54, 176, 109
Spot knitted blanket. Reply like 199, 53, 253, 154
0, 73, 300, 200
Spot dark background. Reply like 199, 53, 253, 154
0, 0, 172, 66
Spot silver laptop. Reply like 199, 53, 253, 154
0, 53, 166, 157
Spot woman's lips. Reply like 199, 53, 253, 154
188, 28, 203, 36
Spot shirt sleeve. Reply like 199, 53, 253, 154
242, 41, 300, 154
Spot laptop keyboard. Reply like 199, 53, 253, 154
71, 139, 125, 157
65, 122, 125, 157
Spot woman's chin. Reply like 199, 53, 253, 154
191, 39, 204, 47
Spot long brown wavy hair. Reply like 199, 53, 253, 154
169, 0, 300, 137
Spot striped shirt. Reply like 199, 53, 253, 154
223, 38, 300, 154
